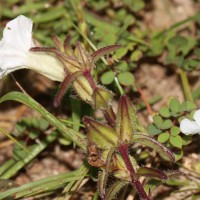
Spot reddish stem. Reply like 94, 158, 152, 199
118, 143, 150, 200
136, 84, 153, 115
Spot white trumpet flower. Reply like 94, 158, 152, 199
180, 109, 200, 135
0, 15, 64, 81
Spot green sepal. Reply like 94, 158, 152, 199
112, 153, 138, 181
92, 87, 113, 109
83, 117, 118, 149
73, 76, 94, 104
116, 95, 137, 142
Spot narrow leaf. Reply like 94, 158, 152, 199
76, 41, 89, 69
91, 45, 121, 64
0, 92, 86, 150
30, 47, 57, 53
64, 35, 73, 55
137, 167, 168, 180
54, 71, 82, 107
51, 34, 64, 51
83, 117, 118, 149
105, 181, 127, 200
0, 127, 31, 155
98, 147, 116, 198
0, 170, 86, 199
132, 134, 175, 162
56, 53, 81, 72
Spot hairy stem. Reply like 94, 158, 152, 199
83, 70, 97, 89
118, 143, 150, 200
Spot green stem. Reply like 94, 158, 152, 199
114, 77, 124, 95
179, 69, 193, 102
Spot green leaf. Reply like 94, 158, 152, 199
0, 166, 86, 199
105, 181, 127, 200
98, 148, 115, 199
170, 135, 182, 148
130, 50, 142, 61
132, 134, 175, 162
137, 167, 167, 180
182, 135, 192, 146
153, 115, 163, 129
173, 149, 183, 161
124, 0, 145, 12
170, 126, 180, 136
92, 45, 121, 64
169, 98, 180, 113
147, 124, 162, 136
158, 132, 170, 143
169, 36, 187, 47
160, 119, 173, 130
101, 71, 115, 85
179, 101, 197, 112
194, 48, 200, 57
118, 72, 134, 86
0, 92, 86, 151
159, 107, 170, 118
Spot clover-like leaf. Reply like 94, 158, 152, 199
160, 119, 173, 130
153, 115, 163, 129
118, 72, 134, 86
159, 107, 170, 118
170, 126, 180, 136
158, 132, 170, 143
179, 101, 197, 112
101, 71, 115, 85
169, 98, 180, 113
147, 124, 162, 136
170, 135, 182, 149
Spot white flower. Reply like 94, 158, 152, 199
0, 15, 64, 81
180, 109, 200, 135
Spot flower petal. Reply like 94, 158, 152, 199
0, 15, 64, 81
180, 118, 200, 135
193, 109, 200, 127
2, 15, 33, 50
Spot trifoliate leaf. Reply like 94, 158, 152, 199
101, 71, 115, 85
147, 124, 162, 135
158, 132, 170, 143
170, 126, 180, 136
118, 72, 134, 86
159, 107, 170, 118
153, 115, 163, 129
160, 119, 173, 130
169, 98, 180, 113
170, 135, 182, 148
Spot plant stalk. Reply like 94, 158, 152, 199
179, 69, 193, 102
118, 143, 150, 200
